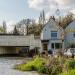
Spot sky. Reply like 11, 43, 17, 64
0, 0, 39, 24
0, 0, 75, 32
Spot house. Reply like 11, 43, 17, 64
17, 24, 27, 35
40, 17, 64, 52
65, 20, 75, 48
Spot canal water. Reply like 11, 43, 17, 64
0, 57, 38, 75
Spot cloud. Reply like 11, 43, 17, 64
28, 0, 57, 10
56, 0, 75, 6
28, 0, 75, 17
70, 9, 75, 14
6, 21, 16, 33
28, 0, 50, 10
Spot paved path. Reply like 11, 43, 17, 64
0, 57, 39, 75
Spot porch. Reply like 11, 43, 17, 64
41, 39, 64, 52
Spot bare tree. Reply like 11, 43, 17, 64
26, 19, 31, 35
58, 13, 74, 28
3, 21, 7, 33
13, 26, 19, 35
39, 10, 46, 25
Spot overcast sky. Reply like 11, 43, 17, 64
0, 0, 75, 32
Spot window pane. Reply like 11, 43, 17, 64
51, 43, 54, 49
55, 43, 62, 49
73, 32, 75, 37
51, 31, 57, 38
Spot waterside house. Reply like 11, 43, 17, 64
40, 17, 64, 52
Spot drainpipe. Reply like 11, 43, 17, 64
54, 43, 55, 51
62, 39, 64, 54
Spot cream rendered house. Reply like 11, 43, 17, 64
41, 18, 64, 52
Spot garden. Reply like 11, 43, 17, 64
14, 55, 75, 75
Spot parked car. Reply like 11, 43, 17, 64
48, 50, 56, 56
64, 48, 75, 57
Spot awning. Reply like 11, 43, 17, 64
41, 40, 49, 43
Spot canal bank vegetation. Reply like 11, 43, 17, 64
14, 55, 75, 75
59, 69, 75, 75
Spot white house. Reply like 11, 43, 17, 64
65, 20, 75, 48
41, 18, 64, 52
17, 24, 27, 35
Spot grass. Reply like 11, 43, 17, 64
59, 69, 75, 75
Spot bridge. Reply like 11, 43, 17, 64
0, 34, 41, 54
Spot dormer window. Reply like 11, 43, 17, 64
51, 31, 57, 38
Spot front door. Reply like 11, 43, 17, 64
42, 43, 48, 51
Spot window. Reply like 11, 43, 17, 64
51, 31, 57, 38
51, 43, 62, 49
51, 43, 54, 49
55, 43, 62, 49
73, 32, 75, 37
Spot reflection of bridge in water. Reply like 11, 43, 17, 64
0, 34, 41, 54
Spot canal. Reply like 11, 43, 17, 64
0, 57, 38, 75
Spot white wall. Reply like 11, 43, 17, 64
0, 35, 41, 48
41, 19, 64, 51
65, 20, 75, 48
0, 34, 42, 54
0, 35, 42, 54
34, 38, 42, 52
41, 19, 63, 40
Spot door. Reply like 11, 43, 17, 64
42, 43, 48, 51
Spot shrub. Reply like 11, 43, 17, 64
64, 59, 75, 70
45, 57, 63, 75
59, 69, 75, 75
16, 56, 75, 75
49, 65, 62, 75
15, 61, 35, 71
15, 56, 45, 71
37, 66, 49, 74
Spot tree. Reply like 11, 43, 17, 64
3, 21, 7, 33
13, 26, 19, 35
0, 27, 4, 33
58, 13, 74, 29
39, 10, 46, 25
26, 19, 31, 35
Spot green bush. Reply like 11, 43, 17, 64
15, 61, 35, 71
49, 65, 62, 75
15, 56, 46, 72
44, 57, 63, 75
37, 66, 49, 74
15, 56, 75, 75
15, 56, 63, 74
64, 59, 75, 70
59, 69, 75, 75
